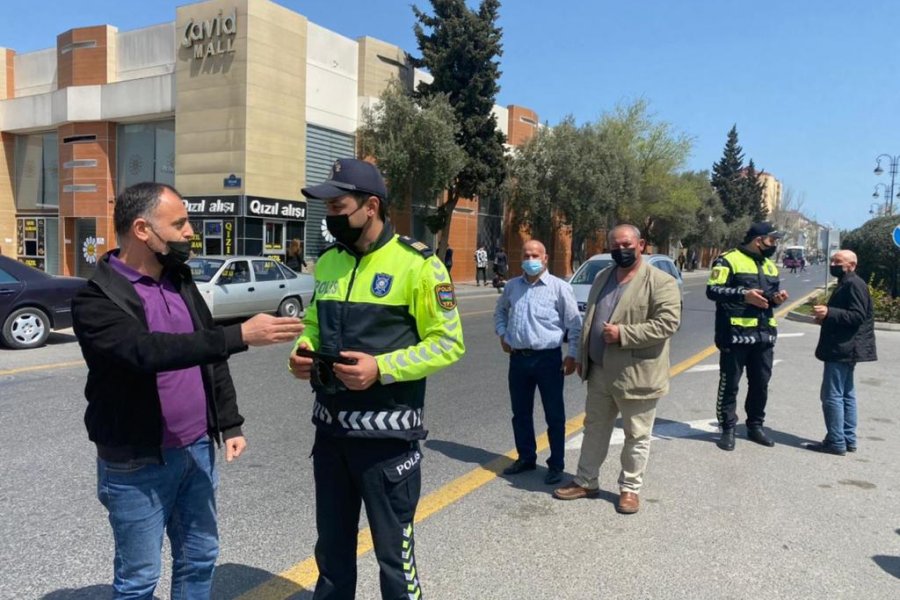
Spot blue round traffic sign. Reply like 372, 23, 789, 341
894, 225, 900, 249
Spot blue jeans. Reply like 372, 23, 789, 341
820, 362, 857, 451
508, 348, 566, 470
97, 437, 219, 600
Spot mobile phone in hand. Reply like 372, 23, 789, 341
295, 347, 358, 366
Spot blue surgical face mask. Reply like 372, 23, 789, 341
522, 259, 543, 276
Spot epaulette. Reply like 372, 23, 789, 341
318, 243, 340, 257
396, 235, 434, 258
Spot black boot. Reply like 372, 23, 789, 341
747, 426, 775, 447
717, 428, 735, 451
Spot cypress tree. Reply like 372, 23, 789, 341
412, 0, 507, 256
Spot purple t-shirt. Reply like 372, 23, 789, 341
109, 255, 208, 448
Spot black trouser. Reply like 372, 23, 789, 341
716, 343, 774, 429
312, 431, 422, 600
476, 266, 487, 285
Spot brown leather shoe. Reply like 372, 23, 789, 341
553, 480, 600, 501
617, 491, 640, 514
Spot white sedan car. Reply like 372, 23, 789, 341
570, 253, 684, 313
188, 256, 315, 320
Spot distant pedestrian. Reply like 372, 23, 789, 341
494, 240, 582, 485
806, 250, 877, 455
677, 253, 686, 273
553, 224, 680, 514
475, 245, 489, 286
799, 256, 806, 272
285, 238, 307, 272
444, 246, 454, 275
688, 249, 698, 271
493, 247, 508, 278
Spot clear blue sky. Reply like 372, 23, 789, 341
2, 0, 899, 230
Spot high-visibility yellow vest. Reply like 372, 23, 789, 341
292, 224, 465, 440
706, 247, 780, 347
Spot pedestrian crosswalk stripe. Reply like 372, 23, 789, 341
565, 418, 721, 450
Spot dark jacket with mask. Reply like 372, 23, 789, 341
815, 271, 877, 363
72, 251, 247, 463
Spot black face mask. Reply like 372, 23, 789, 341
759, 242, 777, 259
149, 228, 192, 269
830, 265, 845, 278
326, 205, 367, 248
611, 248, 637, 268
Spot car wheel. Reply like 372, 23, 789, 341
278, 297, 302, 318
2, 307, 51, 349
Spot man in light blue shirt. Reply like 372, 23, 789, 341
494, 240, 582, 484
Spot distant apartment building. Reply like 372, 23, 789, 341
0, 0, 538, 282
757, 171, 782, 215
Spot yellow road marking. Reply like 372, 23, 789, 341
0, 360, 84, 377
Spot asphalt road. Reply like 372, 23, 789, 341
5, 263, 892, 600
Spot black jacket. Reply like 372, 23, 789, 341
815, 271, 877, 363
72, 252, 248, 463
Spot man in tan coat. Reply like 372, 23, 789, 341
554, 224, 681, 514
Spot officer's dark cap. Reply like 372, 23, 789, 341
744, 222, 784, 243
301, 158, 387, 202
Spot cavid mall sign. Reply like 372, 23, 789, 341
182, 9, 237, 60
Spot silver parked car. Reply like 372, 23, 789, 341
187, 256, 315, 320
569, 253, 684, 313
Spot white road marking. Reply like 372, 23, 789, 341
686, 364, 720, 373
565, 418, 720, 450
778, 332, 805, 338
685, 358, 783, 374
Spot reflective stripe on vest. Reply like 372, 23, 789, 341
768, 318, 777, 327
333, 408, 423, 431
730, 316, 758, 327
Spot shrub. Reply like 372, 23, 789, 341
869, 277, 900, 323
841, 215, 900, 297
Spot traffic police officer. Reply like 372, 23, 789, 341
289, 158, 465, 599
706, 222, 789, 451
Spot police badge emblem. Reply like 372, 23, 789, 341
372, 273, 393, 297
435, 283, 457, 310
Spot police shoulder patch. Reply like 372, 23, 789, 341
709, 265, 729, 285
435, 282, 457, 310
397, 235, 434, 258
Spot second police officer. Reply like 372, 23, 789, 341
706, 222, 789, 451
289, 159, 465, 599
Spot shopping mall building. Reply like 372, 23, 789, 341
0, 0, 539, 281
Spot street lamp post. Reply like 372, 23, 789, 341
869, 201, 883, 216
873, 153, 898, 215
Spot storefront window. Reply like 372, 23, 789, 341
117, 120, 175, 190
14, 132, 58, 210
16, 217, 59, 274
264, 221, 284, 253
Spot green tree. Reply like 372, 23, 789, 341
842, 214, 900, 297
358, 81, 467, 215
412, 0, 507, 256
506, 117, 635, 268
711, 125, 765, 223
681, 170, 729, 250
741, 159, 768, 221
602, 99, 693, 246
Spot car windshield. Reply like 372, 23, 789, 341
188, 258, 225, 282
571, 259, 614, 285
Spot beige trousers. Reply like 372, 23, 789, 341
573, 369, 658, 493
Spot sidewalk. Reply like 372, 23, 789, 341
352, 319, 900, 599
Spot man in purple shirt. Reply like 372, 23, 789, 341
72, 182, 304, 599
